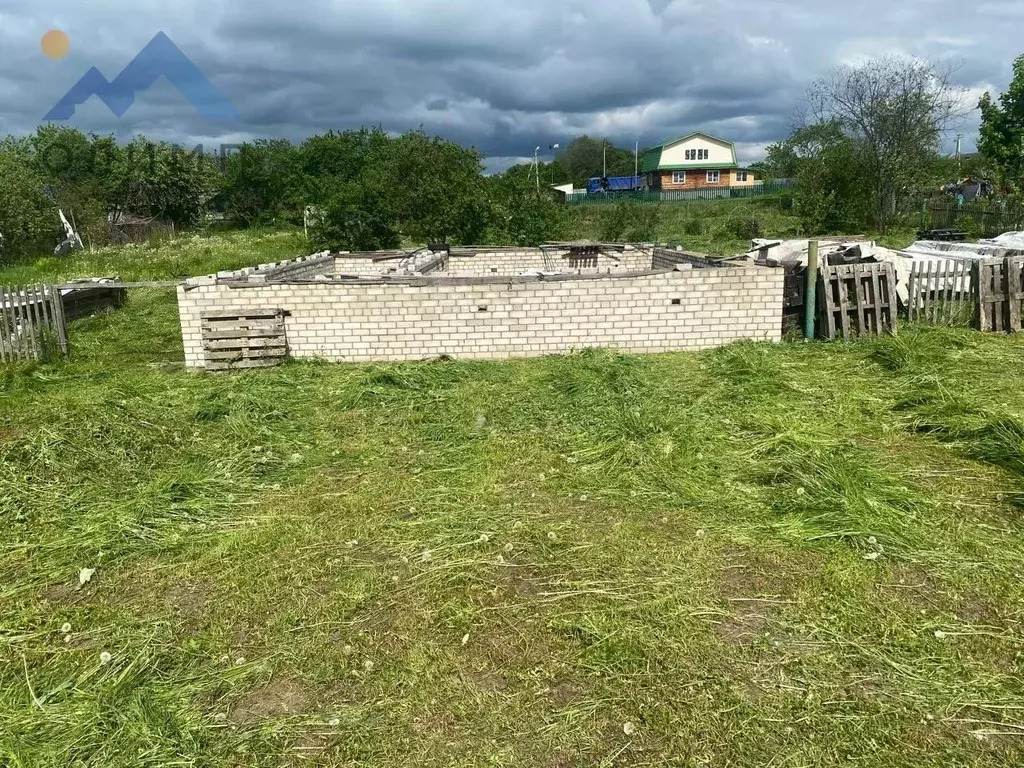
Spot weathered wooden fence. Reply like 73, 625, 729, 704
906, 258, 975, 326
907, 256, 1024, 333
818, 263, 898, 340
0, 285, 68, 363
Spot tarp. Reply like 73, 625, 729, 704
979, 231, 1024, 250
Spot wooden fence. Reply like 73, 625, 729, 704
0, 285, 68, 363
906, 258, 975, 326
906, 256, 1024, 333
818, 263, 898, 340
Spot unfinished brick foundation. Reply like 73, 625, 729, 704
177, 244, 784, 370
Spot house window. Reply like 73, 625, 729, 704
736, 171, 748, 182
706, 170, 720, 184
672, 171, 687, 184
699, 149, 708, 160
685, 149, 693, 160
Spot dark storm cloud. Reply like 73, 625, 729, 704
1, 0, 1021, 169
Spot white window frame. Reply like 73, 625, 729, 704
706, 170, 720, 184
672, 171, 687, 184
736, 170, 748, 182
699, 149, 708, 160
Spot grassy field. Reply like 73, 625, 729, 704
565, 198, 919, 255
2, 235, 1024, 766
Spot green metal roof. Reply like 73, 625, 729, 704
641, 131, 737, 172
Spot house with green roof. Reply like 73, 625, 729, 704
641, 132, 757, 191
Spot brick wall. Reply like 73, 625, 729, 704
659, 170, 733, 190
178, 266, 783, 369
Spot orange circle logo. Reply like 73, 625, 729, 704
41, 30, 70, 60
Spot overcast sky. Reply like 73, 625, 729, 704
2, 0, 1021, 173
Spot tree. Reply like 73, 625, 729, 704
220, 139, 301, 226
484, 164, 565, 246
386, 131, 489, 244
804, 56, 964, 231
979, 54, 1024, 192
554, 137, 638, 188
0, 138, 59, 261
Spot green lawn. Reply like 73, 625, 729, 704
1, 236, 1023, 766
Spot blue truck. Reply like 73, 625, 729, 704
585, 175, 643, 194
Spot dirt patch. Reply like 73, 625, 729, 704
549, 679, 581, 706
460, 668, 508, 693
230, 677, 310, 725
957, 594, 1003, 625
164, 580, 213, 623
714, 549, 795, 646
38, 580, 85, 606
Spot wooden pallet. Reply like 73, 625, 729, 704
0, 285, 68, 363
976, 256, 1024, 333
819, 263, 897, 339
201, 309, 287, 371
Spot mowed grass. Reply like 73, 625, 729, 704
2, 237, 1024, 766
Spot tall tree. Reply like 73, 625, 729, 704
555, 137, 638, 188
805, 56, 964, 231
978, 54, 1024, 192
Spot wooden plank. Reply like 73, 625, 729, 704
49, 285, 68, 355
820, 268, 838, 339
1005, 256, 1022, 332
974, 262, 989, 331
199, 321, 284, 333
20, 287, 38, 360
908, 261, 919, 321
847, 265, 863, 336
37, 285, 52, 353
200, 309, 283, 321
206, 358, 284, 370
200, 316, 284, 327
922, 260, 934, 324
205, 348, 287, 361
199, 328, 285, 342
836, 268, 852, 339
203, 337, 287, 351
884, 263, 898, 335
5, 286, 20, 361
870, 265, 883, 336
31, 286, 46, 359
993, 261, 1005, 332
0, 286, 9, 363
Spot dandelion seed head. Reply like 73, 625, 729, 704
60, 622, 72, 634
99, 651, 112, 665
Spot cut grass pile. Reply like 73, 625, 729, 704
1, 236, 1023, 766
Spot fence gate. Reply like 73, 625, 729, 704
906, 258, 975, 326
0, 285, 68, 363
200, 309, 288, 371
818, 263, 898, 340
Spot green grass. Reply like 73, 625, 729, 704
565, 199, 920, 254
0, 229, 307, 284
2, 237, 1024, 766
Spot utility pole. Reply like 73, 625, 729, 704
603, 140, 607, 178
634, 139, 639, 179
534, 146, 541, 194
955, 134, 963, 175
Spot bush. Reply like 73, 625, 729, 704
598, 202, 660, 243
730, 214, 762, 240
683, 218, 706, 236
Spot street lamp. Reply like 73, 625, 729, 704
535, 146, 541, 193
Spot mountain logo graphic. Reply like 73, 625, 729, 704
45, 32, 239, 122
